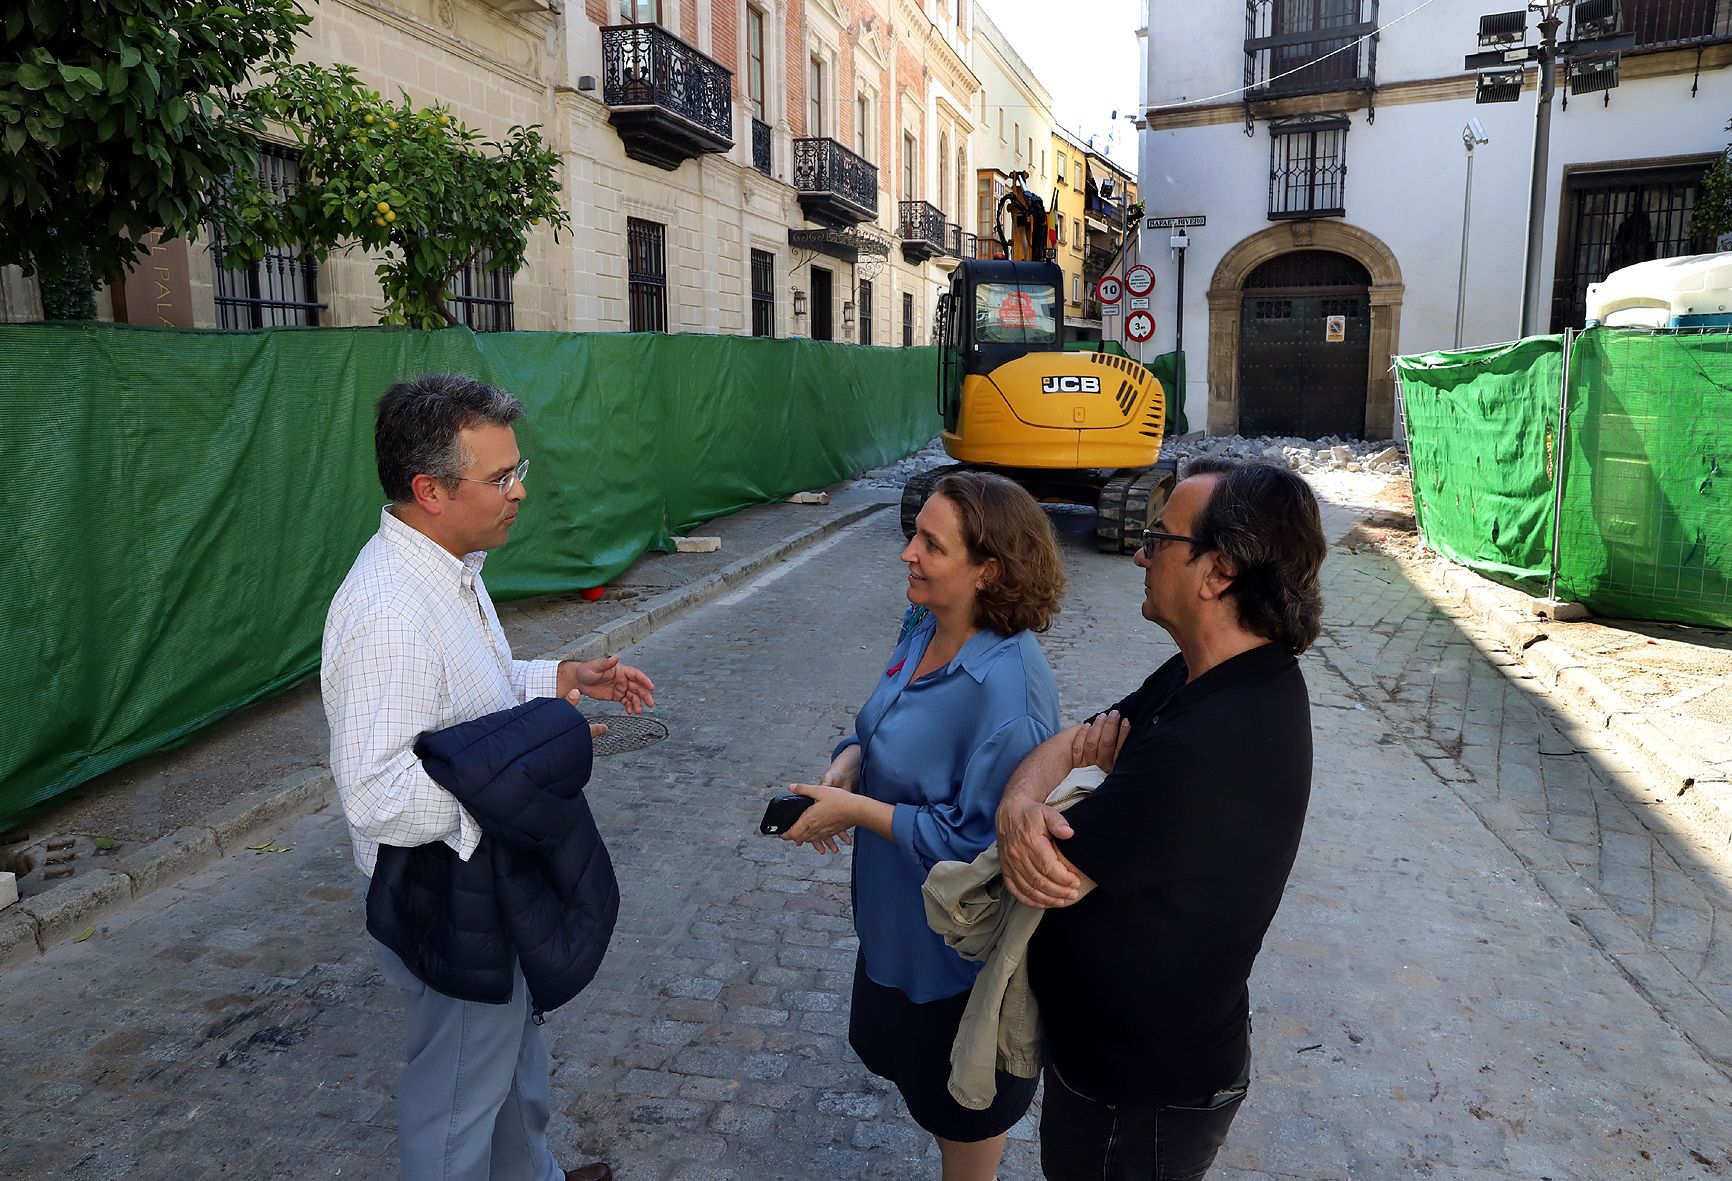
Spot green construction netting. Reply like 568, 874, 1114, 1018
1394, 336, 1564, 585
1397, 328, 1732, 629
1554, 330, 1732, 627
0, 324, 939, 823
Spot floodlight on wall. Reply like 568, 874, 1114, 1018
793, 289, 808, 317
1568, 52, 1621, 94
1477, 10, 1527, 46
1475, 67, 1525, 103
1571, 0, 1620, 40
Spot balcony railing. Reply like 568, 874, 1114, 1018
602, 24, 733, 170
945, 223, 977, 260
751, 117, 771, 175
1244, 0, 1378, 98
899, 200, 947, 262
792, 137, 878, 225
1588, 0, 1732, 50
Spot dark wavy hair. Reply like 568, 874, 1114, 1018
1183, 457, 1326, 653
932, 471, 1066, 635
375, 374, 523, 503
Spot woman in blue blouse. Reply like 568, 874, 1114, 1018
783, 471, 1065, 1181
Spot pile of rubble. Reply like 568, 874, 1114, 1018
848, 433, 1409, 492
1162, 433, 1408, 476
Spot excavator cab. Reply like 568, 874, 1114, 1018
936, 259, 1064, 434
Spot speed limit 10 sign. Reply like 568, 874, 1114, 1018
1095, 276, 1123, 305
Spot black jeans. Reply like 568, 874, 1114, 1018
1039, 1064, 1246, 1181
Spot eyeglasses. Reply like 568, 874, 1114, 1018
455, 458, 529, 497
1140, 527, 1200, 552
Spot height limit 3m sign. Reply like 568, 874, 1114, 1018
1125, 309, 1155, 343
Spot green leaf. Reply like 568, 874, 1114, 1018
94, 837, 116, 850
73, 927, 96, 943
14, 63, 51, 90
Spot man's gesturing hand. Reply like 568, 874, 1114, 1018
559, 655, 655, 714
996, 795, 1081, 909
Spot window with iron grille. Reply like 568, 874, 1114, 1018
902, 290, 914, 346
1268, 117, 1348, 219
751, 248, 774, 337
1551, 163, 1712, 331
858, 278, 873, 344
445, 250, 515, 332
903, 132, 917, 200
628, 217, 668, 332
212, 145, 322, 328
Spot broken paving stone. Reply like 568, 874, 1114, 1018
672, 536, 722, 554
786, 491, 830, 505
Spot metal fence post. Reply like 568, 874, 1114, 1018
1547, 327, 1575, 603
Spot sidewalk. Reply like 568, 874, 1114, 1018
0, 480, 903, 971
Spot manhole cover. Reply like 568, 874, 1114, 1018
591, 714, 669, 757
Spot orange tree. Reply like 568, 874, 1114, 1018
0, 0, 309, 318
224, 61, 570, 327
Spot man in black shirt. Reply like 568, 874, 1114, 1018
996, 458, 1326, 1181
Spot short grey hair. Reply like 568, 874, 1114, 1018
374, 374, 524, 502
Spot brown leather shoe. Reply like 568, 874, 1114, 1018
564, 1165, 613, 1181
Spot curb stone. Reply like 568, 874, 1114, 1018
0, 502, 890, 975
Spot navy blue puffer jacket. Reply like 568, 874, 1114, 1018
366, 696, 620, 1012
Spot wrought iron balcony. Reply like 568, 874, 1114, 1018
1597, 0, 1732, 51
899, 200, 947, 263
602, 24, 733, 171
792, 137, 878, 226
1244, 0, 1378, 99
751, 117, 771, 175
944, 223, 977, 260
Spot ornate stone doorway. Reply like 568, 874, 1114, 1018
1206, 221, 1404, 439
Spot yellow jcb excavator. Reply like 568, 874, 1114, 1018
901, 172, 1173, 553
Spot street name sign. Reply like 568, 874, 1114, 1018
1145, 215, 1206, 230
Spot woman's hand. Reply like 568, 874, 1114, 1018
781, 783, 861, 855
820, 744, 862, 792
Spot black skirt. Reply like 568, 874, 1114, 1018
848, 952, 1039, 1142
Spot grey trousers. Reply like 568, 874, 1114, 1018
374, 942, 563, 1181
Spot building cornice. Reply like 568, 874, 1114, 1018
893, 0, 980, 102
332, 0, 552, 91
1145, 42, 1732, 131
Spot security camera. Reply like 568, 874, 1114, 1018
1464, 117, 1489, 146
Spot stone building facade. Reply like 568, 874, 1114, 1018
5, 0, 984, 347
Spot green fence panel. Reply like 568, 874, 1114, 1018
0, 324, 938, 824
1555, 329, 1732, 628
1395, 336, 1564, 585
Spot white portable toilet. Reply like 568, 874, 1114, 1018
1584, 252, 1732, 329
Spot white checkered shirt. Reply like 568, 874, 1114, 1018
321, 507, 559, 877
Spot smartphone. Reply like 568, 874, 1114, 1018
759, 793, 815, 835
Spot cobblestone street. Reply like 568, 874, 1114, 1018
5, 480, 1732, 1179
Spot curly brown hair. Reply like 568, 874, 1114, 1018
933, 471, 1067, 635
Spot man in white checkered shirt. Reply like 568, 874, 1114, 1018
323, 373, 650, 1181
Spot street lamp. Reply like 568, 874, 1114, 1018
1455, 118, 1490, 349
1465, 2, 1636, 337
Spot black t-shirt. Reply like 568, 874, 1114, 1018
1027, 642, 1312, 1106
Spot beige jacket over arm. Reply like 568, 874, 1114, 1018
921, 774, 1098, 1110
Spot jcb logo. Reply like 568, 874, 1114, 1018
1041, 376, 1101, 394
